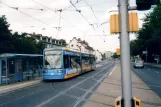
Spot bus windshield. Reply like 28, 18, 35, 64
44, 50, 62, 69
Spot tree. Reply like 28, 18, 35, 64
0, 16, 45, 54
101, 53, 106, 60
112, 53, 119, 58
130, 4, 161, 62
0, 15, 15, 53
59, 39, 67, 46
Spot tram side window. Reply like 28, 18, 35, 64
70, 56, 80, 68
64, 55, 69, 68
82, 57, 90, 65
90, 57, 95, 64
90, 57, 93, 64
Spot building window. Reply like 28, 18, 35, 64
71, 44, 73, 47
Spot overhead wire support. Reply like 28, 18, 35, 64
83, 0, 99, 25
0, 2, 50, 26
62, 0, 83, 11
31, 0, 89, 37
56, 9, 62, 38
83, 0, 106, 42
70, 1, 91, 25
31, 0, 78, 29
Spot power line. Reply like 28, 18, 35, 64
62, 0, 83, 11
31, 0, 86, 36
70, 1, 91, 25
70, 0, 96, 32
31, 0, 74, 27
84, 0, 99, 24
56, 10, 62, 38
0, 2, 51, 27
83, 0, 106, 42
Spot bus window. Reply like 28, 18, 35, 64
70, 56, 80, 68
64, 55, 69, 68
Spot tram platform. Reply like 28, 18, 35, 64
83, 64, 161, 107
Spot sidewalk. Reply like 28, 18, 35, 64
83, 64, 161, 107
0, 77, 42, 95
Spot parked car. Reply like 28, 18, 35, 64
133, 60, 144, 68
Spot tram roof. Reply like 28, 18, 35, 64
0, 53, 43, 59
44, 47, 94, 55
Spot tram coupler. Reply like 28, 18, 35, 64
114, 96, 142, 107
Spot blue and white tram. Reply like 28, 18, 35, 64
43, 47, 96, 80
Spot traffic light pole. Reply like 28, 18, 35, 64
118, 0, 133, 107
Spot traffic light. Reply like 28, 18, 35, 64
136, 0, 160, 10
110, 12, 139, 34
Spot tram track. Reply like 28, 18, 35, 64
37, 61, 115, 107
0, 60, 115, 107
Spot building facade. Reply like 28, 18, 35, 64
67, 37, 95, 55
104, 51, 113, 59
95, 50, 102, 63
29, 32, 66, 48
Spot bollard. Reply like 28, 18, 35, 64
115, 96, 123, 107
115, 96, 141, 107
133, 97, 142, 107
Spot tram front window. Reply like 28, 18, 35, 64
44, 50, 62, 69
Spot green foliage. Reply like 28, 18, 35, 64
0, 15, 15, 53
0, 16, 45, 54
130, 4, 161, 62
101, 53, 106, 60
112, 53, 119, 58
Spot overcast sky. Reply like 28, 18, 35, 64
0, 0, 150, 52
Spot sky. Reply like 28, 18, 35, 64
0, 0, 150, 52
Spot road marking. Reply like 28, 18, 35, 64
72, 64, 115, 107
36, 62, 115, 107
109, 66, 117, 75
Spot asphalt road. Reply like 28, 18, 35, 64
0, 60, 115, 107
132, 64, 161, 99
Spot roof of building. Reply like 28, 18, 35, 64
68, 37, 95, 51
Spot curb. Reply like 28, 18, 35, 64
0, 79, 42, 95
144, 63, 161, 68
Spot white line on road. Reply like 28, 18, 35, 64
109, 66, 117, 75
72, 64, 116, 107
